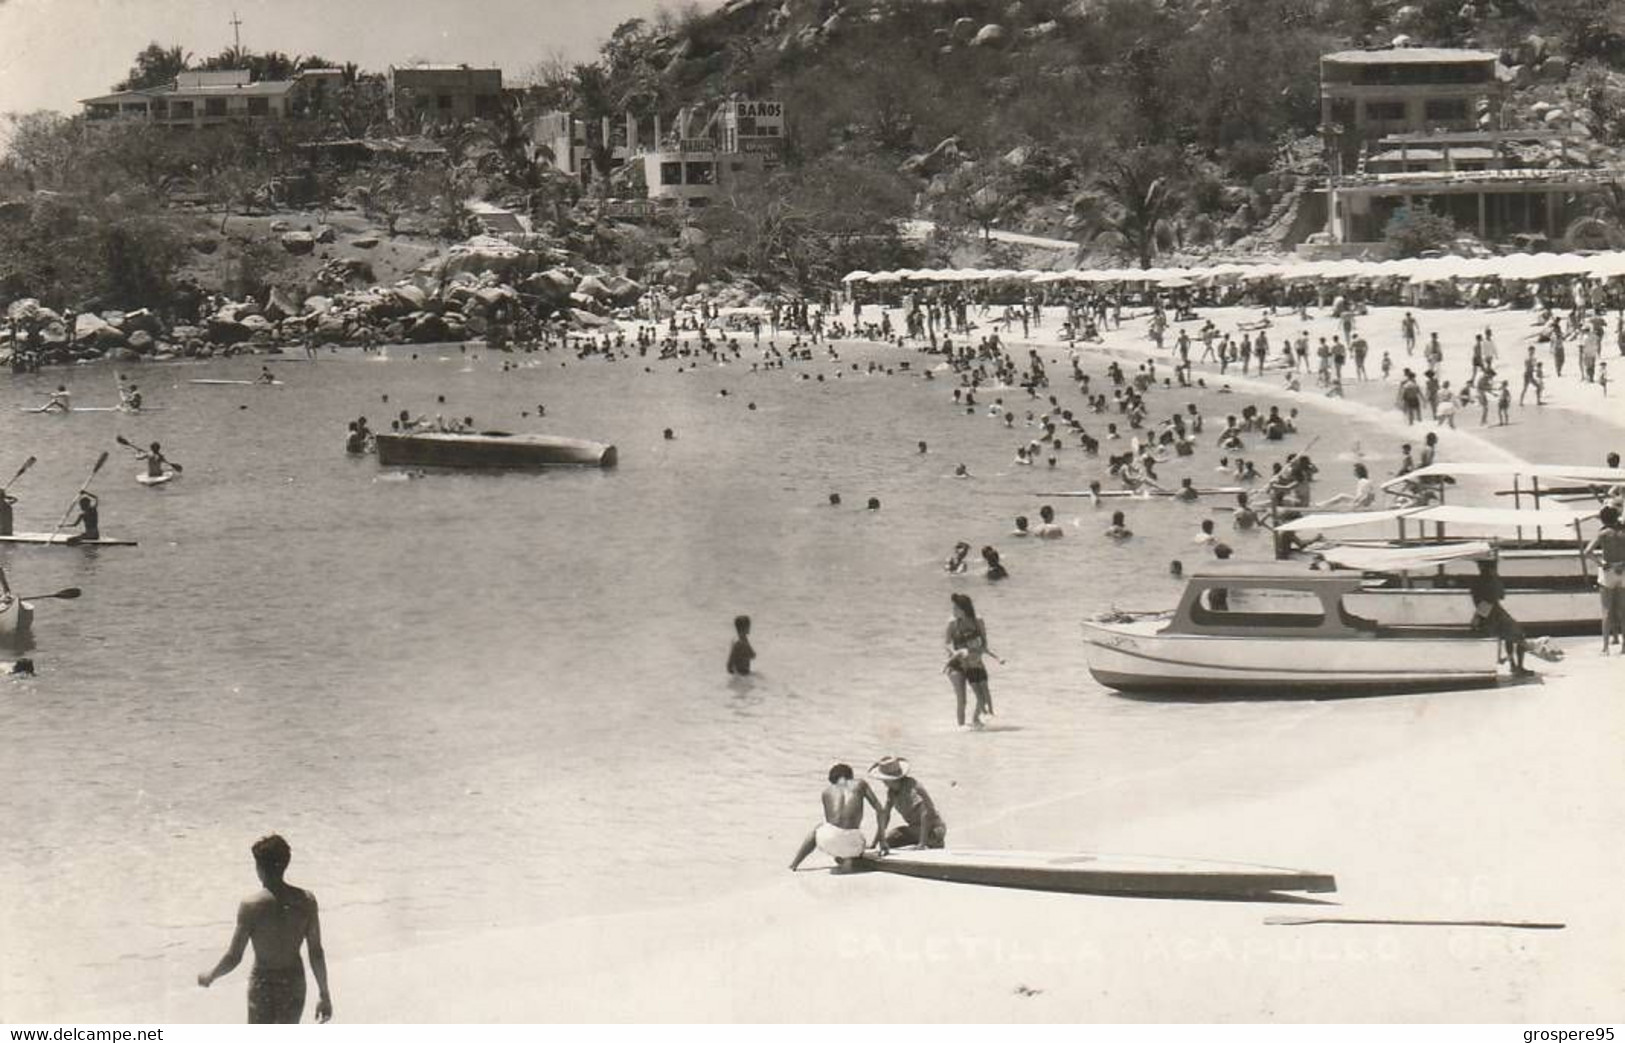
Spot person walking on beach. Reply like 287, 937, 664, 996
945, 593, 994, 728
870, 756, 946, 852
197, 834, 333, 1024
788, 763, 885, 871
1585, 506, 1625, 653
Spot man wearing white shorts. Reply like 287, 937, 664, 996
789, 763, 884, 871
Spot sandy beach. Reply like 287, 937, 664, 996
76, 300, 1623, 1024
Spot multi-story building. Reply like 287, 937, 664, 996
538, 99, 785, 210
80, 69, 327, 129
1316, 46, 1623, 249
385, 63, 502, 124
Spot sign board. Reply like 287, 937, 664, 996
739, 139, 783, 156
725, 100, 784, 140
678, 138, 715, 154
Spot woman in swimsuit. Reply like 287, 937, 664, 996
945, 593, 994, 728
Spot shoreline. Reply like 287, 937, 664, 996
37, 300, 1625, 1023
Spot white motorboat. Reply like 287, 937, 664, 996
1081, 562, 1501, 695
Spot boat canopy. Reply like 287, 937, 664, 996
1380, 462, 1625, 490
1316, 540, 1495, 574
1277, 504, 1595, 533
1276, 508, 1412, 532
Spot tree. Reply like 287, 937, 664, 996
1093, 144, 1185, 269
115, 43, 191, 91
1384, 204, 1458, 258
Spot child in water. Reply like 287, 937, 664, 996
726, 616, 756, 676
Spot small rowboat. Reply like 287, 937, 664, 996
0, 595, 34, 649
0, 532, 138, 547
859, 848, 1336, 899
375, 432, 617, 470
1081, 562, 1501, 695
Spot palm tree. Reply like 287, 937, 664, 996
1093, 145, 1185, 269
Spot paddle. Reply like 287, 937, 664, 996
49, 451, 109, 542
3, 456, 36, 493
115, 435, 182, 473
16, 587, 81, 601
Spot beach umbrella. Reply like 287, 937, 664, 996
841, 270, 871, 283
867, 271, 900, 284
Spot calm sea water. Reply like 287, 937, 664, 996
0, 329, 1463, 1017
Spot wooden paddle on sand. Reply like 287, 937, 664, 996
49, 451, 109, 543
115, 435, 182, 473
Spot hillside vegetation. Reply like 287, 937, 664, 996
3, 0, 1625, 318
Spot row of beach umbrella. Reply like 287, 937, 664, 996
842, 251, 1625, 288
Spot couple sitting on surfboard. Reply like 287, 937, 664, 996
788, 756, 946, 872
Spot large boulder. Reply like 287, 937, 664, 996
7, 299, 60, 324
576, 274, 614, 300
901, 136, 963, 178
1538, 56, 1568, 82
313, 225, 337, 244
122, 308, 161, 334
315, 314, 349, 344
280, 231, 316, 255
351, 235, 380, 249
951, 16, 978, 41
239, 314, 273, 334
264, 288, 302, 321
404, 312, 453, 343
970, 24, 1007, 48
600, 274, 644, 306
206, 317, 253, 345
91, 325, 128, 349
127, 330, 156, 353
303, 295, 334, 316
73, 312, 113, 343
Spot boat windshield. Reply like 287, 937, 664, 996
1189, 586, 1326, 629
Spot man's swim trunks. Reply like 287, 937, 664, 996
815, 823, 866, 859
248, 963, 306, 1024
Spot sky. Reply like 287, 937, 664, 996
0, 0, 700, 115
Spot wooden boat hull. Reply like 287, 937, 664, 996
1081, 619, 1501, 694
859, 848, 1336, 898
0, 598, 33, 648
375, 432, 617, 470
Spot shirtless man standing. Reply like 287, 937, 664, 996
198, 834, 333, 1023
789, 764, 884, 871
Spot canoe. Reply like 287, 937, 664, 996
0, 595, 34, 649
0, 532, 138, 547
14, 406, 165, 414
1043, 487, 1245, 499
375, 432, 617, 470
187, 379, 282, 387
859, 848, 1336, 898
136, 472, 178, 487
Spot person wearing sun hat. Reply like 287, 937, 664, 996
869, 756, 946, 854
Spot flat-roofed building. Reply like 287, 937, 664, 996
386, 63, 502, 124
80, 68, 334, 129
1312, 46, 1624, 250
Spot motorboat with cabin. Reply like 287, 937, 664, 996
1080, 561, 1502, 695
